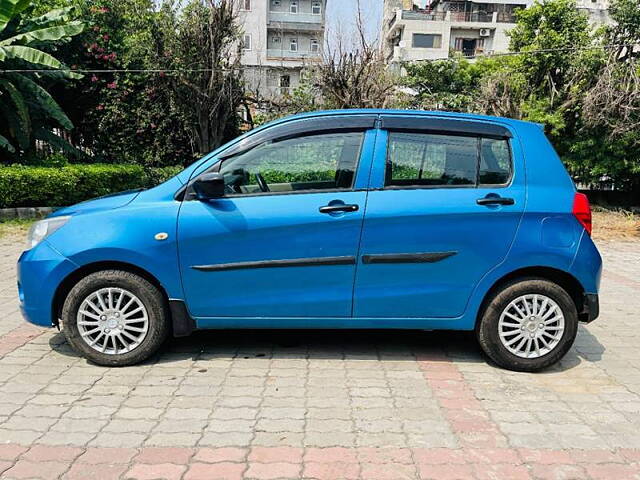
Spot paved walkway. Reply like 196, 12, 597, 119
0, 237, 639, 479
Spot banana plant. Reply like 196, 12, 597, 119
0, 0, 84, 156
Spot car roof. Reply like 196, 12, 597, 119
264, 109, 537, 130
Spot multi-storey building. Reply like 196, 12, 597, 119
383, 0, 532, 67
576, 0, 610, 25
238, 0, 326, 99
382, 0, 610, 69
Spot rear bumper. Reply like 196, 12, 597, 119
18, 241, 78, 327
581, 293, 599, 323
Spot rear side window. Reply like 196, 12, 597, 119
386, 132, 511, 187
479, 138, 511, 185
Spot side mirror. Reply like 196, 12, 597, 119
192, 172, 225, 200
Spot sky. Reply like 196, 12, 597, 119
325, 0, 383, 51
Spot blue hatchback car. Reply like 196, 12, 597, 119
18, 110, 601, 371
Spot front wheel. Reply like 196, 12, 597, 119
62, 270, 169, 366
477, 278, 578, 372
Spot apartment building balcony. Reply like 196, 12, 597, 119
386, 7, 517, 36
401, 11, 447, 21
267, 49, 322, 61
268, 11, 324, 32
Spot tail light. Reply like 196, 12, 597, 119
572, 192, 592, 236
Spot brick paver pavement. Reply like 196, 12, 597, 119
1, 236, 639, 479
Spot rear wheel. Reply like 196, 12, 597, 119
62, 270, 169, 366
477, 278, 578, 372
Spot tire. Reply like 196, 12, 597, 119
477, 277, 578, 372
62, 270, 169, 367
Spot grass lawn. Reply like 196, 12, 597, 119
592, 207, 640, 241
0, 219, 33, 241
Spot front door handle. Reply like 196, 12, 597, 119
477, 196, 515, 206
319, 204, 359, 214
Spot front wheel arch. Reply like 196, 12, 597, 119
52, 261, 170, 329
476, 266, 586, 330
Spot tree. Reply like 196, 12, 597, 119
402, 56, 516, 112
65, 0, 195, 166
608, 0, 640, 60
577, 0, 640, 190
0, 0, 84, 159
153, 0, 245, 154
508, 0, 592, 91
311, 6, 397, 110
313, 43, 396, 109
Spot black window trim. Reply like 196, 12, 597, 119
186, 127, 369, 200
383, 129, 514, 191
218, 115, 377, 160
380, 115, 513, 139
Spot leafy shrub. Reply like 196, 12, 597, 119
0, 164, 182, 208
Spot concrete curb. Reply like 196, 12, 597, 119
0, 207, 58, 221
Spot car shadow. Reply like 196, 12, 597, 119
47, 324, 605, 372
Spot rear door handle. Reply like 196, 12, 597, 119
476, 196, 515, 206
319, 204, 359, 214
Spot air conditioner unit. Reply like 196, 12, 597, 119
479, 28, 491, 37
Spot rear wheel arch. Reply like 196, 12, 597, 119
476, 266, 586, 328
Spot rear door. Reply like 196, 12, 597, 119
354, 115, 525, 318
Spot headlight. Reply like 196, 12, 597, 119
26, 216, 71, 249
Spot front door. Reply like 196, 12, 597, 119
354, 119, 525, 319
178, 129, 371, 319
462, 38, 477, 56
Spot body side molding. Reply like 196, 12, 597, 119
192, 256, 357, 272
362, 252, 457, 264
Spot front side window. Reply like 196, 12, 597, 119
412, 33, 442, 48
290, 38, 298, 51
218, 132, 363, 195
290, 0, 298, 13
312, 1, 322, 14
386, 132, 511, 187
310, 39, 319, 53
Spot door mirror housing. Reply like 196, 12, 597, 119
192, 173, 225, 200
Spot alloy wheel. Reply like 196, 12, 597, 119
498, 293, 565, 359
76, 287, 149, 355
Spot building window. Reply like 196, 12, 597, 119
412, 33, 442, 48
272, 0, 281, 6
290, 0, 298, 14
310, 39, 319, 53
272, 36, 281, 45
290, 38, 298, 52
242, 34, 252, 51
279, 74, 291, 94
312, 1, 321, 14
280, 75, 291, 88
241, 0, 251, 11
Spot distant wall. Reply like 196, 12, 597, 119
581, 189, 640, 208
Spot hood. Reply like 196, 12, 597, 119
49, 188, 144, 217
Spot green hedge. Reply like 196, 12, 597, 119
0, 164, 183, 208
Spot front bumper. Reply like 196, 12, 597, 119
18, 240, 78, 327
580, 293, 599, 323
